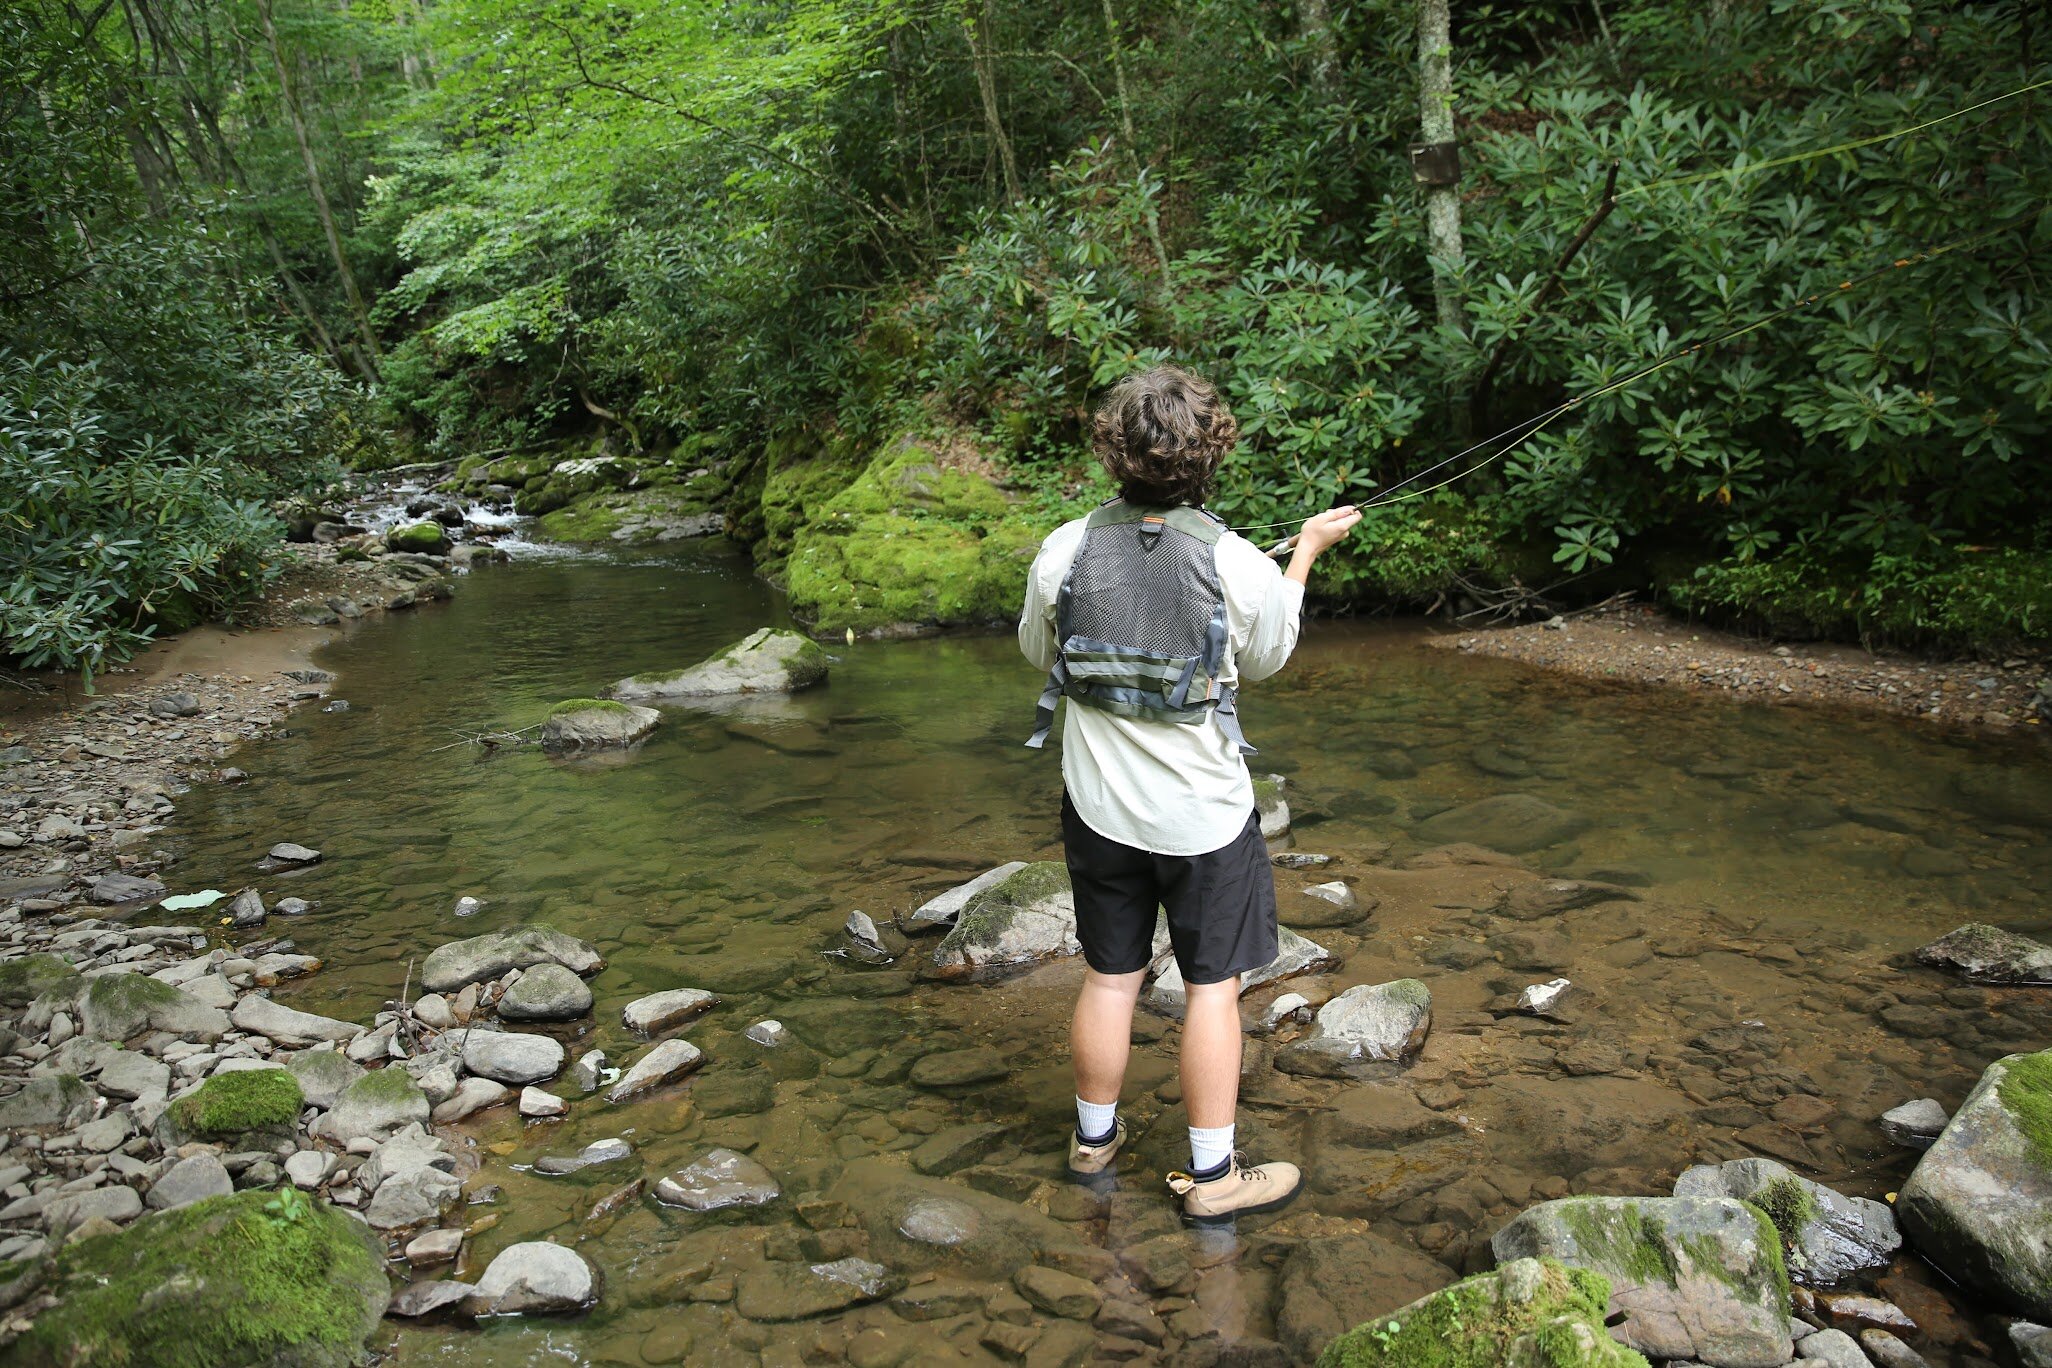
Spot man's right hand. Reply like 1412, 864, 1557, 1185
1283, 505, 1362, 585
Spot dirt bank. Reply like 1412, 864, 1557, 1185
1432, 603, 2052, 739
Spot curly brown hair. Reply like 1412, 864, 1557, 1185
1090, 364, 1240, 508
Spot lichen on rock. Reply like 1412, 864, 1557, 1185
6, 1189, 388, 1368
1315, 1257, 1648, 1368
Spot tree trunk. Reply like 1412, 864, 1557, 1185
967, 0, 1021, 202
1299, 0, 1339, 102
1416, 0, 1465, 338
256, 0, 380, 379
1101, 0, 1174, 298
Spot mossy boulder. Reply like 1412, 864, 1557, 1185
171, 1068, 305, 1137
1673, 1157, 1899, 1286
7, 1189, 388, 1368
74, 972, 229, 1043
782, 434, 1052, 633
540, 698, 661, 751
929, 861, 1078, 979
1316, 1257, 1648, 1368
1489, 1196, 1792, 1366
755, 430, 867, 568
0, 1074, 95, 1131
385, 521, 448, 554
1899, 1048, 2052, 1319
613, 627, 829, 700
421, 925, 603, 994
0, 953, 80, 1006
536, 482, 723, 544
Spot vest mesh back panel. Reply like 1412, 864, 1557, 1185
1067, 521, 1222, 657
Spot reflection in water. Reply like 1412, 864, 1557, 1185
167, 543, 2052, 1366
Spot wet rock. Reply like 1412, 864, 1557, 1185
2012, 1322, 2052, 1368
843, 910, 892, 963
692, 1069, 774, 1119
829, 1158, 1102, 1279
539, 699, 661, 751
1309, 1083, 1463, 1155
273, 896, 314, 917
231, 994, 362, 1048
1276, 979, 1431, 1075
89, 873, 166, 906
1858, 1330, 1929, 1368
1272, 852, 1333, 869
519, 1087, 566, 1118
1412, 794, 1589, 853
533, 1137, 633, 1176
1262, 992, 1315, 1030
1274, 1231, 1458, 1362
497, 963, 593, 1021
733, 1256, 897, 1322
1289, 880, 1371, 928
1897, 1048, 2052, 1318
1913, 923, 2052, 984
1254, 774, 1291, 839
1674, 1157, 1900, 1285
388, 1279, 476, 1319
266, 842, 321, 865
607, 1038, 702, 1101
621, 988, 718, 1034
1879, 1099, 1949, 1150
146, 1153, 234, 1211
430, 1077, 510, 1123
228, 888, 267, 928
1516, 978, 1574, 1015
468, 1241, 597, 1315
1015, 1265, 1101, 1320
1491, 1196, 1793, 1366
568, 1049, 608, 1093
612, 628, 830, 700
904, 862, 1027, 932
1318, 1257, 1642, 1367
744, 1020, 787, 1047
1496, 879, 1640, 921
929, 862, 1078, 978
1795, 1329, 1876, 1368
1145, 926, 1334, 1015
1813, 1291, 1916, 1335
909, 1123, 1007, 1176
909, 1046, 1008, 1089
422, 925, 603, 994
405, 1228, 464, 1265
654, 1148, 780, 1210
461, 1031, 566, 1086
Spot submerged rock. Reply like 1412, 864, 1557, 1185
1275, 1230, 1458, 1362
1290, 879, 1367, 927
1913, 923, 2052, 984
1145, 926, 1334, 1016
1673, 1157, 1900, 1286
1898, 1048, 2052, 1319
1277, 979, 1431, 1075
421, 925, 603, 994
928, 862, 1078, 978
533, 1137, 633, 1176
828, 1158, 1101, 1280
1490, 1196, 1793, 1367
612, 627, 829, 700
607, 1038, 703, 1101
468, 1241, 597, 1316
1313, 1257, 1647, 1368
734, 1257, 899, 1322
621, 988, 718, 1034
540, 698, 661, 751
903, 862, 1026, 932
9, 1190, 388, 1367
1412, 794, 1589, 853
654, 1148, 780, 1211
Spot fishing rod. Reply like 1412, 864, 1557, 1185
1257, 201, 2048, 559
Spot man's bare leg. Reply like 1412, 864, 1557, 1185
1180, 976, 1243, 1132
1072, 966, 1144, 1106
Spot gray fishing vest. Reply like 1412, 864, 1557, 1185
1025, 500, 1254, 754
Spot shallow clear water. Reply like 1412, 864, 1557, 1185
168, 542, 2052, 1366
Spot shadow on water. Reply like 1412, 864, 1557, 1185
166, 543, 2052, 1366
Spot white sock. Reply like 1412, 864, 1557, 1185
1188, 1123, 1235, 1174
1076, 1096, 1118, 1144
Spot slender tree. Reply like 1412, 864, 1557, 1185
1416, 0, 1465, 337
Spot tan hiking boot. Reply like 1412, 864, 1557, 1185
1166, 1154, 1301, 1223
1068, 1118, 1128, 1176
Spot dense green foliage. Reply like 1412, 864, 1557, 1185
6, 0, 2050, 662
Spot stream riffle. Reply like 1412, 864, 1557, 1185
164, 539, 2052, 1366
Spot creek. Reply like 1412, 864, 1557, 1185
165, 537, 2052, 1366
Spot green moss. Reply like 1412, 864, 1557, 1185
537, 483, 720, 543
757, 430, 866, 567
172, 1068, 304, 1135
947, 861, 1072, 946
386, 521, 448, 553
1559, 1199, 1681, 1289
1996, 1049, 2052, 1169
781, 433, 1054, 632
551, 697, 635, 717
1382, 978, 1433, 1010
0, 953, 79, 1006
1317, 1258, 1647, 1368
1252, 776, 1282, 805
1747, 1176, 1819, 1247
10, 1189, 388, 1368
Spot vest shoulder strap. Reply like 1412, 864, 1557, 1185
1083, 500, 1225, 545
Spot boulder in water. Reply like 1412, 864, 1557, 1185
1898, 1048, 2052, 1319
903, 862, 1026, 933
421, 925, 603, 993
1412, 794, 1589, 853
653, 1147, 781, 1210
1144, 926, 1334, 1016
928, 862, 1078, 978
1673, 1157, 1899, 1286
540, 699, 660, 751
1879, 1098, 1949, 1150
1277, 979, 1431, 1076
1314, 1257, 1648, 1368
1273, 1230, 1457, 1362
621, 988, 718, 1034
467, 1241, 597, 1316
1254, 774, 1291, 839
497, 963, 594, 1021
1913, 923, 2052, 984
607, 1038, 703, 1101
460, 1030, 566, 1086
1490, 1196, 1793, 1367
612, 627, 829, 700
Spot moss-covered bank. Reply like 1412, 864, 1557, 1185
1316, 1257, 1646, 1368
7, 1189, 389, 1368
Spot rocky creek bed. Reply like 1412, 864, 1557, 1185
2, 487, 2051, 1367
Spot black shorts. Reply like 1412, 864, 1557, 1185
1061, 792, 1279, 985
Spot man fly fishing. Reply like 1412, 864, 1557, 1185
1019, 364, 1360, 1221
